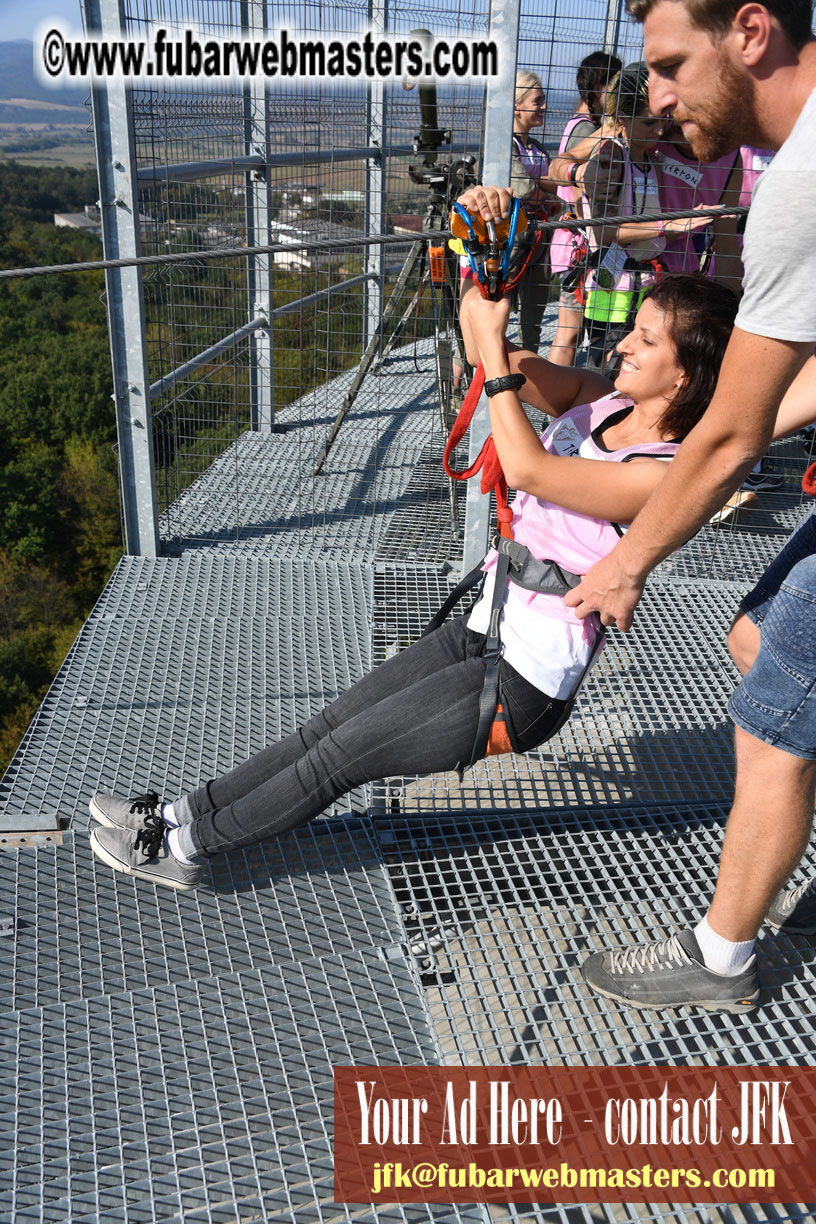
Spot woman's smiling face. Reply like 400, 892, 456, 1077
614, 297, 684, 409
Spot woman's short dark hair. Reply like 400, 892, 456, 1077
576, 51, 623, 117
644, 273, 739, 440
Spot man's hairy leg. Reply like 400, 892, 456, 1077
707, 726, 816, 942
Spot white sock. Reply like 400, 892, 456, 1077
160, 802, 179, 828
694, 916, 755, 977
166, 825, 195, 865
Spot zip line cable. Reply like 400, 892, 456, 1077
0, 203, 748, 281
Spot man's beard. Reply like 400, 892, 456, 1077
682, 55, 756, 160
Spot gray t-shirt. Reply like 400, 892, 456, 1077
736, 86, 816, 342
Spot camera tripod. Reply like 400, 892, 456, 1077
311, 80, 475, 539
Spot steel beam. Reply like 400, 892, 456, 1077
462, 0, 519, 572
85, 0, 159, 558
242, 0, 275, 434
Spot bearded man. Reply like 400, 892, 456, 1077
571, 0, 816, 1010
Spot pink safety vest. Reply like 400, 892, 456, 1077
655, 142, 741, 273
480, 392, 679, 625
738, 146, 773, 207
556, 114, 594, 205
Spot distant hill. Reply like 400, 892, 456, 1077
0, 40, 86, 108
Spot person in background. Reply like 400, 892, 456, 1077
576, 62, 710, 373
652, 128, 780, 520
655, 122, 742, 282
508, 70, 562, 353
549, 51, 623, 367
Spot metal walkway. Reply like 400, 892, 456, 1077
2, 328, 816, 1222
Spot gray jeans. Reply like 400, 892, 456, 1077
183, 615, 566, 857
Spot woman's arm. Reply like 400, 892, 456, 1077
467, 296, 670, 520
459, 284, 612, 416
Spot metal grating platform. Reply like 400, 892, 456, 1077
374, 800, 816, 1066
2, 947, 487, 1224
3, 329, 816, 1222
0, 560, 373, 830
0, 821, 401, 1014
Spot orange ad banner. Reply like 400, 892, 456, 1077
334, 1065, 816, 1204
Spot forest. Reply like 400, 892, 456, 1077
0, 163, 121, 774
0, 163, 404, 775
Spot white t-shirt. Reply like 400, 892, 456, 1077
735, 86, 816, 343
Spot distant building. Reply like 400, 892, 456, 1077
53, 204, 102, 237
272, 219, 363, 272
54, 203, 154, 239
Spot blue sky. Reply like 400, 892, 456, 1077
4, 0, 83, 41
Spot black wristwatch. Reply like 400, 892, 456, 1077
484, 373, 526, 398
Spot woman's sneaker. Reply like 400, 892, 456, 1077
89, 791, 164, 831
90, 816, 204, 891
582, 929, 760, 1013
766, 878, 816, 935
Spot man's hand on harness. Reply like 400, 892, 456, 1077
563, 548, 646, 632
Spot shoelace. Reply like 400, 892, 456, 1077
608, 933, 691, 975
133, 811, 167, 861
783, 877, 816, 908
128, 790, 160, 816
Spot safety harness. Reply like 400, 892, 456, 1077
426, 202, 605, 772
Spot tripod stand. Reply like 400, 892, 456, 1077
311, 86, 475, 539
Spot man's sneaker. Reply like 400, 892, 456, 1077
90, 817, 205, 891
766, 878, 816, 935
582, 929, 760, 1013
89, 790, 164, 832
742, 459, 784, 493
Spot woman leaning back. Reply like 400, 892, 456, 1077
88, 212, 739, 892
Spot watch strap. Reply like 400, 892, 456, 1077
484, 373, 526, 398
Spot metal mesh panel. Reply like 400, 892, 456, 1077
1, 949, 489, 1224
0, 559, 372, 829
375, 801, 816, 1064
0, 821, 400, 1013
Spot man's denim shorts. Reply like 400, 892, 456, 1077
729, 504, 816, 759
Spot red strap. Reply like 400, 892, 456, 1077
443, 219, 536, 542
803, 461, 816, 496
443, 358, 514, 539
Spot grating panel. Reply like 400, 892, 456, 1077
1, 948, 488, 1224
0, 560, 372, 828
159, 433, 462, 564
0, 820, 402, 1013
88, 556, 372, 624
375, 803, 816, 1069
372, 803, 816, 1224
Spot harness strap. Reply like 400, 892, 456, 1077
465, 547, 511, 771
442, 357, 514, 537
418, 562, 485, 640
491, 533, 582, 595
423, 537, 605, 774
